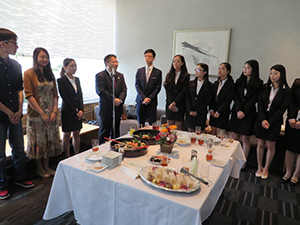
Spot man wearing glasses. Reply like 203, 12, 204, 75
0, 28, 34, 200
135, 49, 162, 128
95, 54, 127, 144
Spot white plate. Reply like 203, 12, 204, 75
200, 134, 221, 143
140, 166, 200, 193
87, 162, 108, 173
147, 155, 171, 165
176, 137, 191, 146
86, 152, 104, 161
210, 158, 227, 167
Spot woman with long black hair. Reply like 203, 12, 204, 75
24, 47, 62, 178
209, 62, 235, 135
185, 63, 213, 132
255, 64, 291, 179
163, 55, 190, 130
231, 60, 263, 164
280, 78, 300, 186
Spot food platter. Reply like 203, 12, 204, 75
85, 152, 104, 161
132, 129, 159, 145
140, 166, 201, 193
110, 138, 148, 157
147, 155, 171, 165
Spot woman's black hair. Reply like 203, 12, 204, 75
236, 59, 261, 88
60, 58, 76, 77
267, 64, 289, 89
164, 54, 188, 86
196, 63, 209, 82
33, 47, 54, 82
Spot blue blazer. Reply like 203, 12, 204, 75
135, 66, 162, 106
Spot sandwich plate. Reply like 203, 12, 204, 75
139, 166, 201, 193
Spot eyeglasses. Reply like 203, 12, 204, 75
4, 40, 18, 46
195, 69, 204, 72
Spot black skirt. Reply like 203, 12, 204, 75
185, 114, 206, 130
231, 112, 256, 136
255, 119, 281, 142
209, 112, 230, 130
284, 120, 300, 154
61, 112, 82, 132
165, 105, 185, 122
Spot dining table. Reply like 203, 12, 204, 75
43, 131, 246, 225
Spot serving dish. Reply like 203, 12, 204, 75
140, 166, 200, 193
110, 138, 148, 157
147, 155, 171, 165
132, 129, 159, 145
87, 162, 108, 173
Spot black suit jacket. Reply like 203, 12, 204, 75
164, 72, 190, 110
186, 79, 213, 115
232, 79, 263, 117
287, 79, 300, 120
210, 75, 235, 115
95, 70, 127, 116
57, 75, 84, 117
135, 66, 162, 105
258, 84, 291, 126
185, 79, 213, 128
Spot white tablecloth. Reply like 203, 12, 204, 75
43, 133, 246, 225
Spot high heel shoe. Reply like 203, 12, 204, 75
261, 171, 268, 179
255, 167, 263, 177
280, 176, 291, 183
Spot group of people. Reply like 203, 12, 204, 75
96, 48, 300, 186
1, 27, 300, 200
0, 28, 84, 199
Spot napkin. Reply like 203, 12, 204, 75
119, 166, 140, 179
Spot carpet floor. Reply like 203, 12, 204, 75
1, 162, 300, 225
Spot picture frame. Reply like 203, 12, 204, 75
173, 28, 231, 76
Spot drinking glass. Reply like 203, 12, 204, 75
200, 163, 210, 181
195, 126, 201, 135
92, 139, 99, 152
190, 134, 197, 144
152, 121, 160, 131
129, 125, 136, 136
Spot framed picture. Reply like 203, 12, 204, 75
173, 28, 231, 76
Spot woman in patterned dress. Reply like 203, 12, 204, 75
24, 47, 62, 178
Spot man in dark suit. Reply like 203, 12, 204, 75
135, 49, 162, 127
95, 54, 127, 144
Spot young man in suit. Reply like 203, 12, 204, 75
95, 54, 127, 144
0, 28, 34, 200
135, 49, 162, 127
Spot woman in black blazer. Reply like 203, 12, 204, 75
209, 62, 235, 135
280, 78, 300, 186
57, 58, 84, 157
163, 55, 190, 130
255, 64, 291, 179
185, 63, 213, 132
231, 60, 263, 164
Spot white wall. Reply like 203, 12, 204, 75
115, 0, 300, 108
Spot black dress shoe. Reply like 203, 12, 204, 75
280, 177, 291, 183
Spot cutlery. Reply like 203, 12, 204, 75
180, 167, 209, 186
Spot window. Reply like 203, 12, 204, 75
1, 0, 115, 107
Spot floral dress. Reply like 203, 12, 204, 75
26, 81, 62, 159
